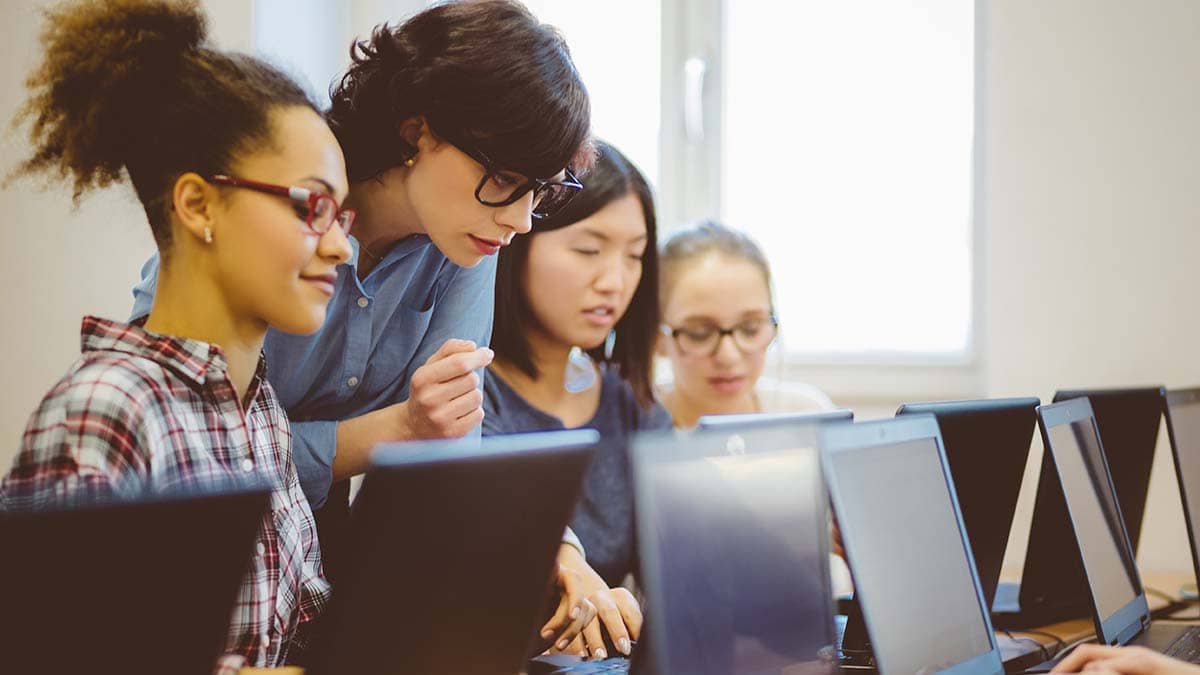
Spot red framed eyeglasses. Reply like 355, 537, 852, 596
208, 174, 355, 235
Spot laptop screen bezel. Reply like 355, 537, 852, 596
632, 422, 837, 675
820, 415, 1006, 675
1163, 388, 1200, 595
1037, 397, 1151, 645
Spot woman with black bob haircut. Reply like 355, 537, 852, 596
130, 0, 613, 651
485, 141, 672, 660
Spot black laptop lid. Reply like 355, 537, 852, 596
1019, 387, 1164, 614
896, 397, 1038, 610
696, 408, 854, 431
633, 424, 837, 675
1037, 398, 1150, 644
0, 487, 269, 675
310, 430, 598, 675
1163, 388, 1200, 591
1053, 388, 1164, 551
822, 416, 1004, 675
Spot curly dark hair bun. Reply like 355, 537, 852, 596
12, 0, 318, 250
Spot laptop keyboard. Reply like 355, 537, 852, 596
1164, 627, 1200, 663
561, 660, 631, 673
527, 654, 631, 674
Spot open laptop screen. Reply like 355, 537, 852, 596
1165, 393, 1200, 579
636, 432, 835, 675
827, 437, 994, 673
1044, 415, 1142, 623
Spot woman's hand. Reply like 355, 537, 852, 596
397, 339, 493, 439
539, 547, 598, 656
1051, 644, 1200, 674
544, 545, 643, 660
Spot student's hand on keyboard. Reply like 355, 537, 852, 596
540, 545, 600, 656
1051, 645, 1200, 674
546, 545, 643, 661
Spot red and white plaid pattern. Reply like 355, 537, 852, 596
1, 316, 330, 673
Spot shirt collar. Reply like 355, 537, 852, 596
80, 315, 267, 393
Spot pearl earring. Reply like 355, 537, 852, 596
404, 156, 416, 167
204, 227, 213, 244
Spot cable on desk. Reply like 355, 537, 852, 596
1044, 635, 1098, 669
1003, 630, 1050, 662
1145, 586, 1179, 603
1144, 586, 1200, 620
1017, 629, 1067, 656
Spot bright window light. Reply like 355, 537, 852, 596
722, 0, 975, 358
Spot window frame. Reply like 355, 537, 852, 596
657, 0, 987, 399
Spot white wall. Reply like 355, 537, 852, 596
982, 0, 1200, 574
0, 0, 251, 472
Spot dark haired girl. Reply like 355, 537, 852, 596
485, 141, 672, 660
129, 0, 610, 648
1, 0, 354, 670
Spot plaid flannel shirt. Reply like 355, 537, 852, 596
1, 316, 330, 673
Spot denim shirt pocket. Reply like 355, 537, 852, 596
366, 301, 436, 396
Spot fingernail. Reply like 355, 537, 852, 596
619, 638, 631, 654
579, 650, 588, 658
558, 639, 569, 650
594, 648, 607, 660
540, 629, 553, 640
569, 606, 580, 619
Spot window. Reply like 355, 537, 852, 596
719, 0, 977, 360
519, 0, 662, 185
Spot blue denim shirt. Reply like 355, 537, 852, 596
130, 235, 494, 509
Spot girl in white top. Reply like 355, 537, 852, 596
656, 220, 832, 428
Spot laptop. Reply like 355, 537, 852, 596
0, 487, 270, 675
822, 415, 1007, 675
896, 398, 1038, 619
1037, 397, 1200, 661
532, 421, 840, 675
306, 430, 598, 675
1164, 388, 1200, 592
697, 408, 854, 431
997, 387, 1165, 628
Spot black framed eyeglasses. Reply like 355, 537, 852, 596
660, 315, 780, 357
453, 144, 583, 220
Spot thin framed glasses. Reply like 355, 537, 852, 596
448, 144, 583, 220
208, 175, 355, 235
661, 315, 780, 357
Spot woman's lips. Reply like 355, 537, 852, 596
469, 235, 503, 256
302, 272, 337, 296
707, 375, 747, 394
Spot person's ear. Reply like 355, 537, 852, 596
172, 172, 219, 245
655, 332, 671, 358
399, 115, 432, 156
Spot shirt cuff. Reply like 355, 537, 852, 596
562, 526, 585, 560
